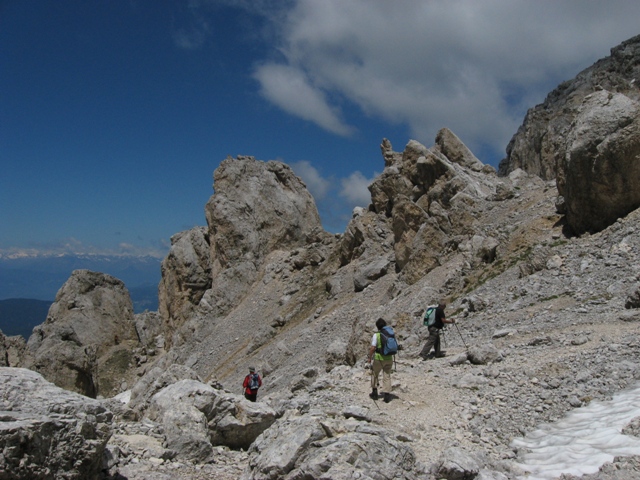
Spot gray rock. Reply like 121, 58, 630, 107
468, 344, 503, 365
146, 379, 276, 461
625, 284, 640, 309
23, 270, 138, 398
500, 34, 640, 180
561, 90, 640, 234
242, 411, 417, 480
454, 373, 489, 389
353, 257, 390, 292
128, 362, 202, 415
0, 367, 112, 480
134, 310, 163, 352
158, 226, 211, 348
449, 352, 470, 366
436, 127, 485, 172
436, 447, 482, 480
342, 405, 371, 422
492, 329, 515, 339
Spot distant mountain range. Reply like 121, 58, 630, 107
0, 253, 162, 338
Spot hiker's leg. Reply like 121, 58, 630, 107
434, 330, 441, 355
371, 359, 382, 390
381, 359, 393, 393
419, 328, 438, 358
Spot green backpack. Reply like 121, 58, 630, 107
423, 305, 438, 327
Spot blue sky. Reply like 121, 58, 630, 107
2, 0, 640, 259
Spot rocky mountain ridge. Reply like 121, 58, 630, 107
2, 34, 640, 480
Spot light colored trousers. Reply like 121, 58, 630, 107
371, 358, 393, 393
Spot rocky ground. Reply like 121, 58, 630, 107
103, 180, 640, 479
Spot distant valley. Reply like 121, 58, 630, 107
0, 299, 52, 338
0, 253, 162, 338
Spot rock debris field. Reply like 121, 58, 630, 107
101, 206, 640, 478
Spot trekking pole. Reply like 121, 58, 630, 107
454, 322, 468, 349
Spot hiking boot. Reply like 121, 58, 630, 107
435, 352, 446, 358
383, 393, 392, 403
369, 389, 378, 400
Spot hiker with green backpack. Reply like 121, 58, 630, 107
367, 318, 398, 403
419, 300, 455, 360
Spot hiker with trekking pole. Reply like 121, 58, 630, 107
367, 318, 397, 404
419, 300, 456, 360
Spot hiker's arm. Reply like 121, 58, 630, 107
444, 317, 455, 324
367, 345, 376, 363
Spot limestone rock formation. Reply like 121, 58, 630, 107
0, 331, 25, 367
158, 156, 326, 347
203, 157, 324, 315
158, 226, 211, 347
561, 90, 640, 234
23, 270, 139, 398
0, 367, 112, 479
151, 133, 515, 403
499, 34, 640, 180
361, 132, 500, 285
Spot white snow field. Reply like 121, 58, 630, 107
512, 382, 640, 479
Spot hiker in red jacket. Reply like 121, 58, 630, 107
243, 366, 262, 402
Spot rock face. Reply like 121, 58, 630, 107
361, 130, 499, 285
158, 157, 325, 347
0, 331, 25, 367
561, 90, 640, 234
499, 34, 640, 234
0, 367, 112, 479
149, 131, 512, 403
499, 34, 640, 181
158, 226, 211, 347
23, 270, 139, 398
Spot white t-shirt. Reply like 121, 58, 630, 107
371, 332, 379, 348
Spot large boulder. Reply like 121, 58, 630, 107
499, 33, 640, 180
560, 90, 640, 234
127, 362, 202, 416
24, 270, 139, 398
0, 367, 112, 479
145, 379, 277, 462
242, 410, 417, 480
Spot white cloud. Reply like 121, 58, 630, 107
289, 160, 331, 201
247, 0, 640, 156
253, 63, 355, 136
339, 171, 374, 208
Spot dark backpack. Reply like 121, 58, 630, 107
377, 326, 398, 356
248, 373, 260, 390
